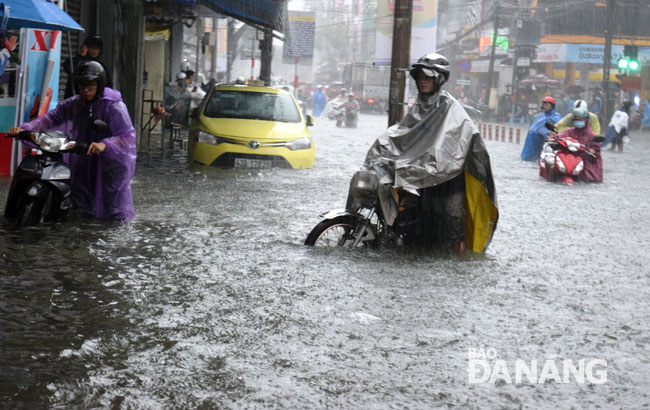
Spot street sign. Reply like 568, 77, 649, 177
458, 60, 472, 74
283, 11, 315, 58
457, 79, 471, 86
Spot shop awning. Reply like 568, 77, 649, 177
199, 0, 286, 32
0, 0, 83, 31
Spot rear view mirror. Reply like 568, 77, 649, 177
92, 119, 109, 133
592, 135, 605, 143
544, 121, 557, 133
306, 115, 314, 127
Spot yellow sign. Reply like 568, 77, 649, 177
145, 30, 170, 41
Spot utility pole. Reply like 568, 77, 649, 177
259, 28, 273, 85
387, 0, 413, 126
486, 1, 500, 109
250, 28, 256, 80
603, 0, 616, 125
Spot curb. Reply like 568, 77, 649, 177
475, 122, 527, 144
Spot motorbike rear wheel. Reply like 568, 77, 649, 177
304, 215, 362, 247
16, 198, 44, 228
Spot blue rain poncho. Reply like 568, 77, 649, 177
521, 109, 562, 161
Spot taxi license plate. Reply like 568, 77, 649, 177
234, 158, 273, 169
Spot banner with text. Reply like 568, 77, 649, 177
375, 0, 438, 66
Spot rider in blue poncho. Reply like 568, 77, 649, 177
521, 96, 563, 161
642, 99, 650, 131
311, 86, 328, 117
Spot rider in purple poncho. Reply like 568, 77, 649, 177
9, 61, 136, 221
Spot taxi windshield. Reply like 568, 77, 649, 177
204, 90, 302, 123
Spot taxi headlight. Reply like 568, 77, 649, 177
285, 136, 312, 151
197, 130, 218, 145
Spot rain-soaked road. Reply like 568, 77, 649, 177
1, 113, 650, 409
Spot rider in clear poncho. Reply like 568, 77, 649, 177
356, 53, 498, 253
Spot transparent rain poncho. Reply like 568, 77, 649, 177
21, 88, 137, 221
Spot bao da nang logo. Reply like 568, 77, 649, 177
467, 347, 607, 384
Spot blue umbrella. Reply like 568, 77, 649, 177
1, 0, 83, 31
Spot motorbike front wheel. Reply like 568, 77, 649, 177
16, 198, 44, 228
304, 215, 364, 247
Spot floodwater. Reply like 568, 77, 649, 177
1, 113, 649, 409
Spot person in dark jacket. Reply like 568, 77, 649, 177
63, 34, 113, 99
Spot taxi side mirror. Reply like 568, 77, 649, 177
305, 115, 314, 127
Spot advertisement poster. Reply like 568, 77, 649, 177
23, 28, 62, 123
375, 0, 438, 66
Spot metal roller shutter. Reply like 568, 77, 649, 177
58, 0, 83, 102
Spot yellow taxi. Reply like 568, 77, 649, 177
188, 83, 315, 169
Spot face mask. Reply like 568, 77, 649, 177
573, 120, 586, 129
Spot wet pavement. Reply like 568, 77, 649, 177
1, 113, 650, 409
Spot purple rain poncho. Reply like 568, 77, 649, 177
556, 124, 603, 183
21, 88, 137, 221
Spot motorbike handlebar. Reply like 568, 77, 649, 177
4, 131, 34, 141
71, 141, 89, 154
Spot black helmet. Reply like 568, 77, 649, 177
82, 34, 103, 50
409, 52, 450, 89
621, 100, 633, 113
73, 60, 107, 96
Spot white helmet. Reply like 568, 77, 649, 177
176, 72, 187, 80
573, 99, 588, 111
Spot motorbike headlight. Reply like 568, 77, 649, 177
555, 156, 566, 173
573, 160, 584, 175
39, 136, 62, 152
285, 136, 312, 151
197, 130, 218, 145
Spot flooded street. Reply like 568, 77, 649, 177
2, 114, 650, 409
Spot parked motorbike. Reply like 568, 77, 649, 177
305, 170, 420, 247
539, 122, 604, 185
4, 120, 108, 227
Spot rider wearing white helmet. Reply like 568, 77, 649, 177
555, 99, 601, 134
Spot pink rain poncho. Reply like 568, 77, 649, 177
556, 123, 603, 183
21, 88, 137, 221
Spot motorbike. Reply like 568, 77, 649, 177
189, 84, 206, 109
539, 122, 604, 185
304, 170, 420, 248
4, 120, 108, 227
335, 106, 359, 128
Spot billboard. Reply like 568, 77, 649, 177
536, 43, 650, 65
375, 0, 438, 66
